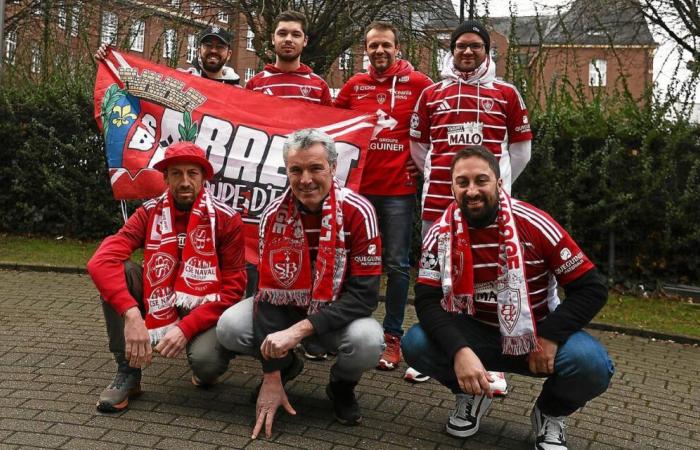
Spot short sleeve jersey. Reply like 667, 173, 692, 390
417, 199, 594, 327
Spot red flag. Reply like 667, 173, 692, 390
93, 48, 376, 264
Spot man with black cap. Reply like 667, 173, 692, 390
94, 24, 240, 85
87, 142, 247, 412
405, 19, 534, 387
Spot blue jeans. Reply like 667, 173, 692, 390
364, 194, 414, 337
402, 319, 614, 417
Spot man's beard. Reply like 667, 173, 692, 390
459, 193, 499, 228
276, 49, 301, 62
173, 198, 193, 211
200, 55, 226, 73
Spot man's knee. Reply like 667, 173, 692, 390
557, 331, 614, 394
188, 328, 230, 383
216, 297, 255, 354
401, 324, 431, 368
339, 318, 384, 369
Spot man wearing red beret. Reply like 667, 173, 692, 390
87, 142, 247, 412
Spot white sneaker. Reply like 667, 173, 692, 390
445, 393, 493, 438
488, 371, 508, 396
531, 404, 568, 449
403, 367, 430, 383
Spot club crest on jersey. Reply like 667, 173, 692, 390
189, 225, 214, 255
300, 86, 311, 97
481, 98, 494, 112
376, 93, 387, 104
146, 252, 177, 285
447, 122, 483, 146
270, 248, 302, 288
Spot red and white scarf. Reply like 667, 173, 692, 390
436, 190, 540, 355
256, 180, 347, 315
142, 188, 221, 344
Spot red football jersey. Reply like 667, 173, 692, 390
335, 60, 432, 196
417, 199, 594, 328
410, 77, 532, 221
245, 63, 332, 106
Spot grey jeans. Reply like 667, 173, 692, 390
216, 297, 385, 383
102, 260, 233, 383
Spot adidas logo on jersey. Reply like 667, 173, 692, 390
436, 100, 451, 112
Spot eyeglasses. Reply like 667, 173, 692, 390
455, 42, 485, 52
201, 42, 229, 51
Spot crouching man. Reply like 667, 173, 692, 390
87, 142, 246, 412
402, 146, 614, 449
217, 129, 385, 438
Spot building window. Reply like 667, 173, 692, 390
191, 2, 202, 15
31, 45, 41, 74
245, 68, 255, 83
362, 54, 369, 70
187, 34, 197, 63
70, 2, 81, 37
246, 26, 255, 51
163, 29, 177, 59
217, 11, 229, 23
339, 49, 352, 71
437, 47, 450, 71
170, 0, 181, 8
101, 11, 118, 45
58, 5, 67, 30
130, 20, 145, 52
589, 59, 607, 86
5, 30, 17, 65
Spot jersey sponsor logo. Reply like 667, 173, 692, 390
481, 98, 494, 112
560, 247, 572, 261
189, 225, 215, 255
182, 256, 218, 290
147, 287, 178, 320
420, 250, 438, 270
398, 75, 409, 83
376, 92, 386, 104
554, 251, 585, 275
418, 268, 440, 281
146, 252, 177, 285
447, 122, 483, 146
300, 86, 311, 97
353, 255, 381, 266
263, 88, 274, 96
354, 85, 376, 92
474, 281, 497, 303
270, 248, 302, 288
515, 123, 531, 133
368, 139, 404, 151
436, 100, 451, 112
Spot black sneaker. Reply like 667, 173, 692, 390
531, 404, 568, 450
96, 365, 142, 413
249, 352, 304, 403
301, 341, 328, 361
325, 379, 361, 426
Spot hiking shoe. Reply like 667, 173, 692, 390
531, 404, 568, 450
489, 371, 508, 396
301, 341, 327, 361
377, 332, 401, 370
403, 366, 430, 383
96, 367, 143, 413
445, 393, 493, 438
326, 379, 361, 426
249, 352, 304, 403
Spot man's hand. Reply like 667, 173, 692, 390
251, 372, 296, 439
406, 158, 420, 178
260, 319, 314, 360
527, 336, 558, 375
123, 307, 152, 368
154, 326, 187, 358
453, 347, 494, 398
94, 43, 108, 61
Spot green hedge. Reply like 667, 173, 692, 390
1, 71, 699, 284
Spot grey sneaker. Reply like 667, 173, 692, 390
96, 366, 143, 412
531, 404, 568, 450
445, 393, 493, 438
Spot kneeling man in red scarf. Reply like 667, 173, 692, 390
217, 128, 385, 438
87, 142, 246, 412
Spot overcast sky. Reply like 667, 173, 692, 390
450, 0, 699, 104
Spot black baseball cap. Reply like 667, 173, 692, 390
198, 25, 232, 46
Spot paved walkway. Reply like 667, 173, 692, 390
0, 270, 698, 449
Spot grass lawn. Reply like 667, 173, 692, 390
1, 234, 698, 339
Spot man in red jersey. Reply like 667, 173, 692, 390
217, 129, 384, 436
402, 146, 613, 449
87, 142, 247, 413
335, 22, 432, 372
410, 20, 532, 232
245, 10, 332, 106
